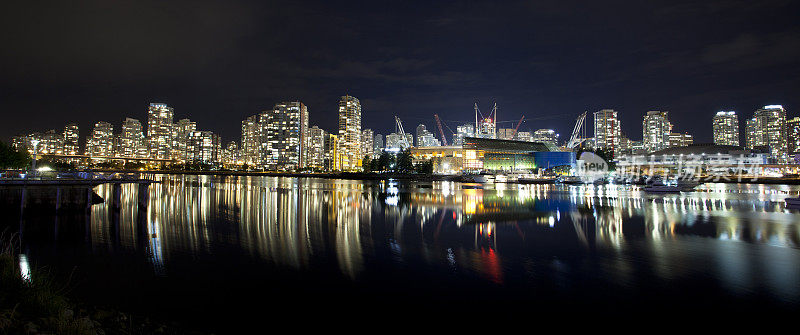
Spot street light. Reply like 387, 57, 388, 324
30, 139, 40, 178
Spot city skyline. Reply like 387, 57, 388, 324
2, 1, 798, 144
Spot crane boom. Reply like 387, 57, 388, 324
433, 114, 448, 146
394, 116, 411, 149
566, 111, 588, 149
513, 116, 525, 135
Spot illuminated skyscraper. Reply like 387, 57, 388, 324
788, 117, 800, 156
323, 133, 339, 171
752, 105, 788, 162
173, 118, 196, 161
497, 128, 516, 140
63, 123, 80, 155
221, 141, 239, 166
594, 109, 621, 156
712, 111, 739, 146
361, 128, 374, 159
261, 101, 308, 170
745, 117, 759, 150
119, 118, 146, 158
147, 103, 174, 160
642, 110, 672, 153
86, 121, 114, 157
338, 95, 361, 171
306, 126, 326, 170
240, 114, 260, 166
186, 130, 220, 164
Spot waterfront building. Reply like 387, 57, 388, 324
617, 144, 768, 177
531, 129, 559, 146
751, 105, 788, 162
173, 118, 196, 162
643, 110, 672, 153
86, 121, 114, 157
409, 137, 572, 173
594, 109, 621, 157
240, 114, 260, 166
147, 103, 174, 160
307, 126, 327, 170
261, 101, 309, 170
669, 132, 693, 148
452, 124, 474, 146
361, 128, 374, 159
712, 111, 739, 146
119, 118, 146, 158
338, 95, 361, 171
788, 117, 800, 156
373, 133, 384, 155
186, 130, 220, 164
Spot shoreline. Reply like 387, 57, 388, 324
93, 170, 800, 185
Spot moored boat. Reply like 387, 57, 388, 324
785, 197, 800, 207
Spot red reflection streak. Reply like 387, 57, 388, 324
481, 248, 503, 284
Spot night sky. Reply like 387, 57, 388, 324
2, 0, 798, 144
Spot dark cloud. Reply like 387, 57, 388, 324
1, 0, 798, 143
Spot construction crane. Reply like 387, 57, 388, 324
566, 111, 588, 150
513, 116, 525, 137
394, 116, 412, 149
433, 114, 448, 146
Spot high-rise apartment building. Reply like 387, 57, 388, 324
86, 121, 114, 157
186, 131, 220, 164
173, 118, 196, 161
338, 95, 361, 170
240, 114, 260, 166
323, 133, 339, 171
752, 105, 788, 162
147, 103, 174, 160
712, 111, 739, 146
63, 123, 80, 155
788, 117, 800, 156
361, 128, 374, 159
643, 110, 672, 153
745, 117, 760, 150
260, 101, 308, 170
307, 126, 327, 170
119, 118, 146, 158
594, 109, 621, 156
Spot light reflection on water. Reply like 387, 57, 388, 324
37, 175, 800, 306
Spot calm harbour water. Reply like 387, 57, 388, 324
10, 175, 800, 329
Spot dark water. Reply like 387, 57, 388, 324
9, 175, 800, 330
